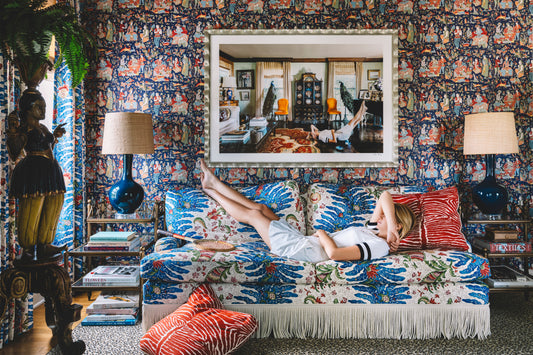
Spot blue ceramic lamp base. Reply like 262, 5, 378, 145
472, 154, 508, 218
109, 154, 144, 215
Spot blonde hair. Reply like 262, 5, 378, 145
394, 203, 416, 239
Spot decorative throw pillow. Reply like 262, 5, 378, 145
419, 186, 470, 251
140, 284, 257, 355
165, 180, 305, 244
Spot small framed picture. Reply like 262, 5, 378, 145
240, 91, 250, 101
359, 89, 370, 99
236, 70, 254, 89
367, 69, 381, 81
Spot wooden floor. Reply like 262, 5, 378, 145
0, 292, 96, 355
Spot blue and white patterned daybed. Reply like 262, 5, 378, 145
141, 181, 491, 339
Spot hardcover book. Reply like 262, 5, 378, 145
89, 291, 140, 309
82, 313, 137, 322
89, 231, 137, 242
84, 237, 141, 251
86, 236, 141, 247
82, 265, 140, 284
86, 304, 138, 315
81, 313, 139, 326
471, 237, 532, 253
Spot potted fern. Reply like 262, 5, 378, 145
0, 0, 94, 89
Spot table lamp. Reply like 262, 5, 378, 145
463, 112, 519, 218
222, 76, 237, 101
102, 112, 155, 216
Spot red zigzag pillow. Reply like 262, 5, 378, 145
140, 284, 257, 355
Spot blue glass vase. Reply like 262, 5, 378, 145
472, 154, 507, 216
108, 154, 144, 215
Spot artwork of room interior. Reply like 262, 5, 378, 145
0, 1, 532, 355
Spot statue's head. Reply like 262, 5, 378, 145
18, 89, 45, 125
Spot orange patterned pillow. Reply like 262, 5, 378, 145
140, 284, 257, 355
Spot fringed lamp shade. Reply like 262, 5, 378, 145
102, 112, 154, 215
463, 112, 519, 216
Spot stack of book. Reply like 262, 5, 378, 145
84, 231, 140, 251
220, 130, 250, 144
471, 236, 532, 253
82, 265, 140, 286
81, 291, 140, 326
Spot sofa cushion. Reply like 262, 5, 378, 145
165, 180, 305, 244
140, 283, 257, 355
304, 184, 401, 235
142, 244, 489, 286
142, 239, 317, 284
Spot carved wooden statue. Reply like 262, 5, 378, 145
7, 89, 67, 261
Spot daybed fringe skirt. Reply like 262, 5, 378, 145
142, 303, 490, 340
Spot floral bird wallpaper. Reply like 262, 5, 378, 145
80, 0, 533, 220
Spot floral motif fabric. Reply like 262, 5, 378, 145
143, 280, 489, 307
142, 238, 489, 285
165, 180, 306, 244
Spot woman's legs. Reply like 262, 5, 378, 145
347, 100, 367, 128
200, 159, 278, 248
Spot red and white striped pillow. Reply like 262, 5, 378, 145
420, 186, 469, 251
140, 284, 257, 355
392, 186, 469, 251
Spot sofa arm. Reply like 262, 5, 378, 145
155, 236, 182, 253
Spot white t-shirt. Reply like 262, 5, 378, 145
269, 220, 390, 263
329, 226, 390, 261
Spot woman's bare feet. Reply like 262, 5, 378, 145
310, 125, 319, 139
199, 158, 218, 192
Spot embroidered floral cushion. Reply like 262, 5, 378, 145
304, 184, 401, 235
142, 244, 487, 285
143, 279, 489, 310
140, 283, 257, 355
165, 180, 305, 244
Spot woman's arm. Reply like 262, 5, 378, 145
315, 230, 361, 261
370, 191, 401, 251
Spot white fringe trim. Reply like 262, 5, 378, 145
143, 303, 490, 340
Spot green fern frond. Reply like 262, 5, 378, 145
0, 0, 94, 88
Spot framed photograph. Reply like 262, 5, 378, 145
240, 91, 250, 101
204, 29, 398, 168
367, 69, 381, 80
359, 89, 370, 99
236, 70, 254, 89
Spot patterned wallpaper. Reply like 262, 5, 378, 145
80, 0, 533, 219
